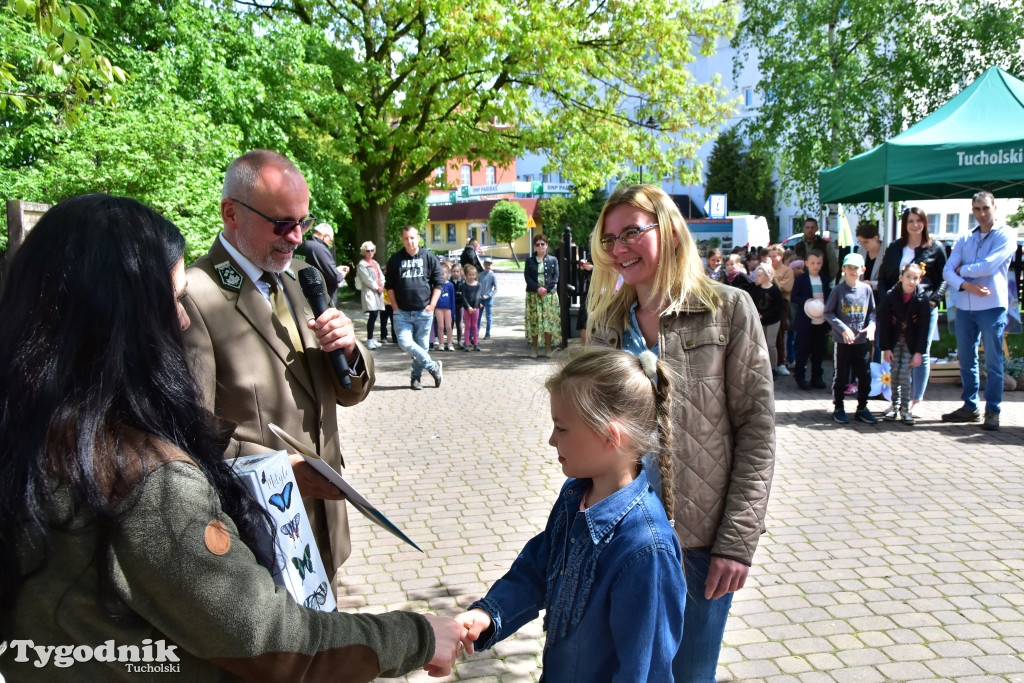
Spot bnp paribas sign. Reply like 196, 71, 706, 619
956, 147, 1024, 167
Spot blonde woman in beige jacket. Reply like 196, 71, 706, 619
586, 184, 776, 682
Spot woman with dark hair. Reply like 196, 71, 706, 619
524, 233, 561, 357
876, 207, 948, 416
855, 222, 884, 293
0, 194, 459, 681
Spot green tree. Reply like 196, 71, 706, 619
704, 126, 744, 199
489, 200, 528, 268
245, 0, 738, 261
735, 0, 1024, 210
704, 126, 777, 235
1, 0, 126, 120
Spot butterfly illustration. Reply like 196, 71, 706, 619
268, 481, 294, 512
292, 543, 313, 580
280, 513, 301, 542
304, 581, 328, 609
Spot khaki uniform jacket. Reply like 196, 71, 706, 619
183, 238, 374, 577
590, 283, 775, 565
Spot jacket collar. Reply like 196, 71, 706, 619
563, 470, 652, 545
205, 239, 316, 400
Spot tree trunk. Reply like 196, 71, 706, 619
507, 243, 520, 268
349, 200, 391, 267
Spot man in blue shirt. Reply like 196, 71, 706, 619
941, 191, 1017, 431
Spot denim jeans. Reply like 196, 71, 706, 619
954, 306, 1007, 413
911, 305, 939, 401
394, 309, 438, 379
672, 548, 733, 682
478, 297, 493, 336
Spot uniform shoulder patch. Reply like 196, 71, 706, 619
284, 267, 297, 280
204, 520, 231, 555
214, 261, 243, 292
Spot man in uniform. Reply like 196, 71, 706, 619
183, 149, 373, 579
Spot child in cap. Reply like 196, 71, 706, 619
823, 252, 877, 424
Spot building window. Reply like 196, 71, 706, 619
486, 165, 496, 184
927, 214, 941, 233
945, 214, 959, 235
743, 87, 754, 108
432, 223, 441, 242
447, 224, 457, 243
461, 165, 471, 187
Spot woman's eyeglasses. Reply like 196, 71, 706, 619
231, 197, 316, 236
599, 223, 658, 252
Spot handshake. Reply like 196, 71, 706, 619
422, 609, 493, 677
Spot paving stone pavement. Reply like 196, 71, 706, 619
335, 270, 1023, 683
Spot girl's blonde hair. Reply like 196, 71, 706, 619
544, 347, 675, 519
755, 262, 775, 282
586, 185, 720, 339
463, 264, 478, 278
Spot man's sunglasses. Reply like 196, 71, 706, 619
230, 197, 315, 236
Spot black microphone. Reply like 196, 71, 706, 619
298, 267, 352, 389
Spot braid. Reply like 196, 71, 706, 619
653, 359, 676, 521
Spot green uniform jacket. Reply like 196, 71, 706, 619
1, 442, 432, 682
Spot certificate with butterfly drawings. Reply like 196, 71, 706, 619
269, 423, 423, 552
230, 450, 338, 613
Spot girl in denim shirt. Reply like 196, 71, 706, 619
455, 347, 686, 681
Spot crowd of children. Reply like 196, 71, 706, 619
429, 260, 491, 352
707, 238, 936, 427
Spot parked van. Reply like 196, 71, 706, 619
688, 215, 771, 252
731, 215, 771, 249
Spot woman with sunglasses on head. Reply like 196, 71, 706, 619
585, 185, 776, 682
524, 233, 561, 358
0, 194, 461, 682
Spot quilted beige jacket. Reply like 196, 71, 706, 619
590, 283, 775, 565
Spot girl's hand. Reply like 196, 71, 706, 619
883, 350, 893, 363
911, 352, 923, 368
453, 609, 493, 655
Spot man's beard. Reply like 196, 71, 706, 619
237, 230, 293, 273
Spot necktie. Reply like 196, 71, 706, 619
262, 273, 305, 354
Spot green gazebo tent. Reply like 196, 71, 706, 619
818, 66, 1024, 206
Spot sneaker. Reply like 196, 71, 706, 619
367, 339, 381, 350
379, 337, 389, 344
855, 408, 878, 424
474, 344, 481, 351
902, 411, 915, 426
464, 344, 471, 352
777, 364, 791, 376
429, 361, 443, 388
410, 377, 422, 390
484, 334, 491, 340
811, 378, 827, 389
883, 406, 899, 421
446, 343, 454, 352
844, 382, 857, 396
832, 408, 849, 424
982, 411, 1000, 431
941, 406, 981, 423
795, 378, 810, 390
429, 343, 436, 351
